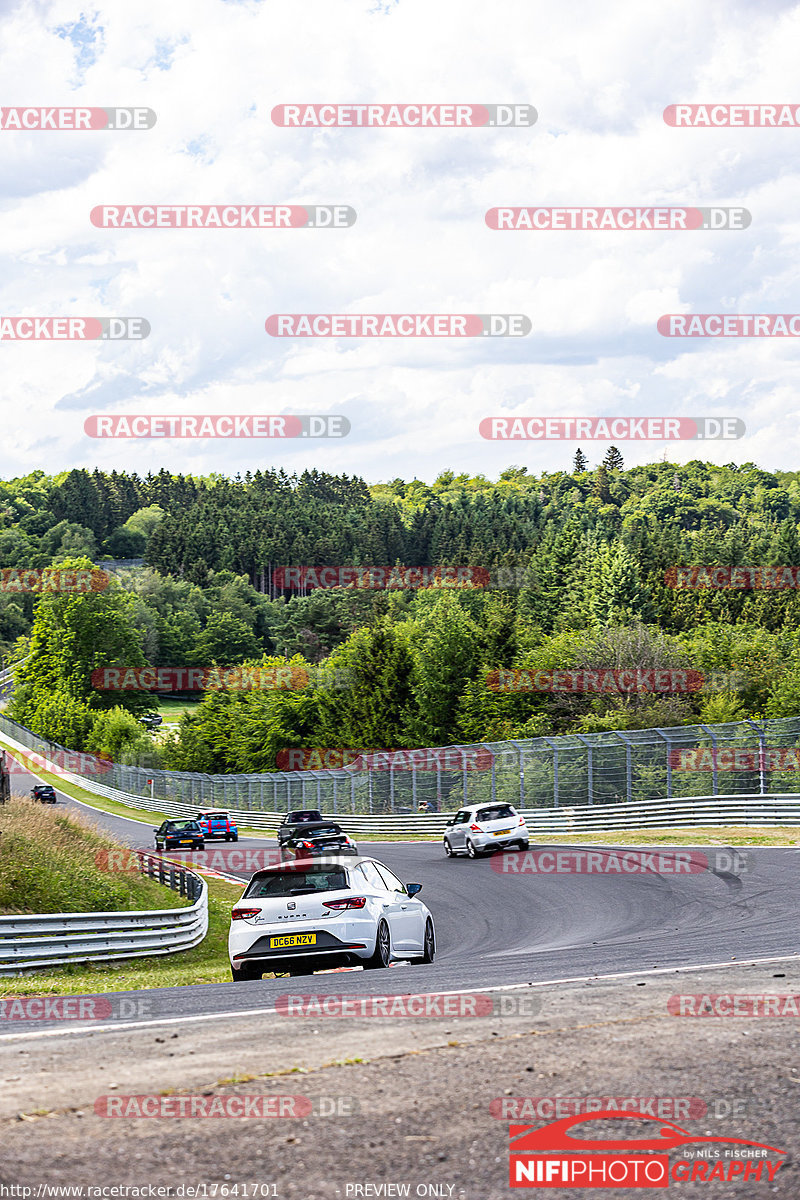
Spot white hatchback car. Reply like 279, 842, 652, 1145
229, 856, 436, 980
443, 802, 529, 858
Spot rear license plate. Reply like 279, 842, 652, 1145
493, 829, 512, 836
270, 933, 316, 949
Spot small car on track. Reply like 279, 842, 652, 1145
228, 856, 435, 980
31, 784, 57, 804
277, 809, 324, 845
443, 802, 529, 858
196, 809, 238, 841
278, 820, 358, 860
154, 819, 205, 851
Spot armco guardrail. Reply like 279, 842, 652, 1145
0, 853, 207, 975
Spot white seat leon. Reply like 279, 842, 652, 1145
229, 856, 436, 980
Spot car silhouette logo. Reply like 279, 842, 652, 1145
510, 1112, 785, 1155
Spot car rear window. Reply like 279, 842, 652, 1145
301, 826, 341, 837
245, 868, 349, 898
476, 805, 516, 822
174, 821, 200, 831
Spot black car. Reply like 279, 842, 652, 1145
277, 809, 324, 845
279, 821, 358, 860
154, 819, 205, 851
140, 713, 163, 730
32, 784, 57, 804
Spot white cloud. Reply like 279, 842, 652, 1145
0, 0, 799, 481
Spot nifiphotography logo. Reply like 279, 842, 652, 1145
508, 1111, 785, 1187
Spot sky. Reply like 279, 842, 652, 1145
1, 0, 800, 483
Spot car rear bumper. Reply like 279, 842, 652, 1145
231, 929, 369, 969
473, 830, 528, 850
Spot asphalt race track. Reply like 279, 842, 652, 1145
5, 767, 800, 1032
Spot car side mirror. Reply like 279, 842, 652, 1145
445, 818, 454, 826
406, 883, 422, 897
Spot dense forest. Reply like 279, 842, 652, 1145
4, 453, 800, 772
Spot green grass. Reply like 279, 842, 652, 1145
0, 795, 191, 916
534, 826, 800, 846
156, 698, 200, 721
0, 876, 244, 995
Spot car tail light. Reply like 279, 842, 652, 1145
298, 840, 313, 849
231, 907, 262, 921
322, 896, 367, 910
469, 823, 481, 831
518, 817, 525, 825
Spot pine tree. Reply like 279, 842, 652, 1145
594, 464, 611, 504
573, 448, 588, 473
603, 446, 624, 471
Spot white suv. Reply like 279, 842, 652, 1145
443, 802, 529, 858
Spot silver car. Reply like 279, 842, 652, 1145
443, 802, 529, 858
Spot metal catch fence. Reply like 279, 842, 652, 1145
2, 712, 800, 816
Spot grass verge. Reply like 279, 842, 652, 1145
0, 795, 191, 915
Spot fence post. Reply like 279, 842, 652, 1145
543, 738, 559, 807
699, 725, 718, 796
745, 719, 767, 793
511, 741, 524, 808
576, 735, 593, 805
462, 749, 468, 805
614, 732, 633, 803
333, 776, 338, 814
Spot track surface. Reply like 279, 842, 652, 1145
5, 764, 800, 1034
